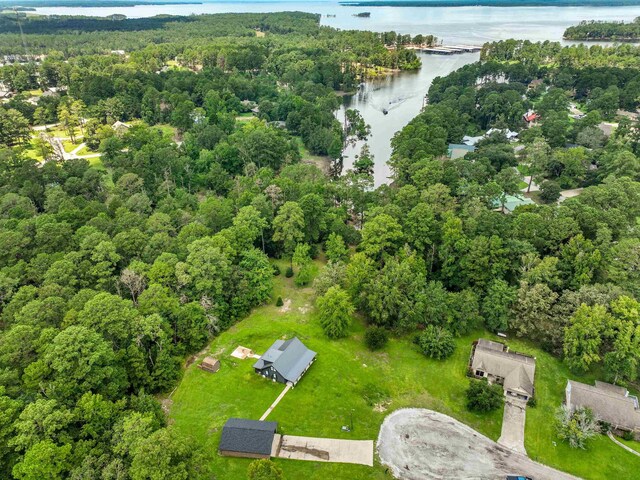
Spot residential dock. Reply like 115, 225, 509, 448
413, 44, 482, 55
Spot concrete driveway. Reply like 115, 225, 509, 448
498, 398, 528, 454
274, 435, 373, 466
377, 408, 580, 480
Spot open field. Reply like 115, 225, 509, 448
168, 259, 640, 480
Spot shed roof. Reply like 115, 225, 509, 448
567, 380, 640, 430
219, 418, 277, 456
472, 339, 536, 397
253, 337, 316, 383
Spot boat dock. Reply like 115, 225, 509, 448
419, 45, 482, 55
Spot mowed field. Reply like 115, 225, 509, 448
168, 259, 640, 480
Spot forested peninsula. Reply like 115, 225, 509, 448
564, 17, 640, 41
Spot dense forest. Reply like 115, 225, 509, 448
564, 17, 640, 40
1, 10, 640, 480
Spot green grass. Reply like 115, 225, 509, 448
153, 124, 178, 139
618, 437, 640, 454
517, 163, 531, 176
169, 259, 640, 480
76, 146, 93, 156
63, 140, 79, 153
518, 180, 528, 190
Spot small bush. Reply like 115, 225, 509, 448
555, 405, 599, 449
622, 430, 634, 441
417, 325, 456, 360
527, 396, 537, 408
272, 264, 281, 276
285, 266, 293, 278
294, 263, 313, 286
466, 379, 503, 413
247, 458, 283, 480
364, 327, 388, 351
599, 420, 612, 434
276, 296, 283, 307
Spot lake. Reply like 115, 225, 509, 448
337, 52, 479, 184
32, 1, 640, 184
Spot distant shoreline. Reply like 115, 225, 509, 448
340, 0, 640, 6
0, 1, 202, 8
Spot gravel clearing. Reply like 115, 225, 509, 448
377, 408, 580, 480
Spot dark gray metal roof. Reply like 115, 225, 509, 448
253, 337, 316, 383
219, 418, 277, 456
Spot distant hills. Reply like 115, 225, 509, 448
340, 0, 640, 6
0, 0, 201, 8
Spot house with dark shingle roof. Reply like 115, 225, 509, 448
253, 337, 316, 386
565, 380, 640, 440
219, 418, 278, 459
470, 339, 536, 401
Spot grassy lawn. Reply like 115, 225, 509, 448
618, 437, 640, 454
76, 146, 91, 156
153, 124, 178, 139
63, 140, 80, 153
169, 259, 640, 480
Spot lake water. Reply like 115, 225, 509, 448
337, 52, 479, 184
33, 1, 640, 184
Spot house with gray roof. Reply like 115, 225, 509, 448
470, 339, 536, 401
253, 337, 316, 386
219, 418, 278, 459
565, 380, 640, 440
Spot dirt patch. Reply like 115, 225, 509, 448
184, 346, 209, 368
281, 444, 330, 461
377, 408, 580, 480
161, 398, 173, 415
374, 400, 391, 413
231, 346, 255, 359
279, 298, 292, 313
298, 303, 311, 314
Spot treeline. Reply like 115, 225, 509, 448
0, 12, 421, 76
481, 39, 640, 69
564, 17, 640, 41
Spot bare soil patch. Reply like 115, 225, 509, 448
279, 298, 292, 313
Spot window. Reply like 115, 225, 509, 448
475, 370, 484, 376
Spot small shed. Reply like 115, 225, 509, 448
199, 356, 220, 373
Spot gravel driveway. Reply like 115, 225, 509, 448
377, 408, 580, 480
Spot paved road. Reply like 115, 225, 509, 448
498, 398, 527, 454
377, 408, 580, 480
